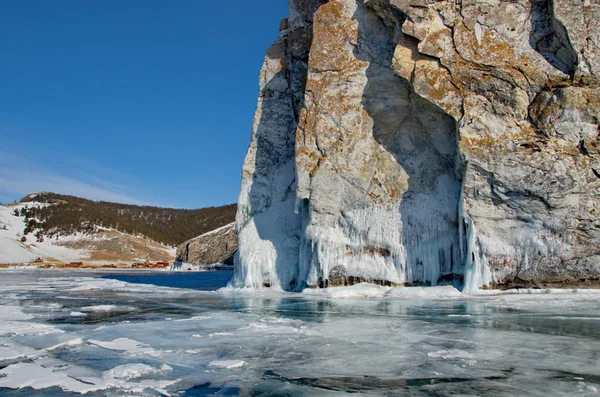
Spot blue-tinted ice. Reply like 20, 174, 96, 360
0, 270, 599, 396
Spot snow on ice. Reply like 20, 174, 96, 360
0, 272, 598, 396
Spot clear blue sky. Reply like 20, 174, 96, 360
0, 1, 288, 208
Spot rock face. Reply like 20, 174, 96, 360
232, 0, 600, 291
176, 223, 237, 267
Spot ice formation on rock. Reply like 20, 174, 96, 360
233, 0, 600, 291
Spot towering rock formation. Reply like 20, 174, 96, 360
232, 0, 600, 291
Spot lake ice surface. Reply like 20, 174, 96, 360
0, 270, 599, 396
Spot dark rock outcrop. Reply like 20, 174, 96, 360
176, 223, 237, 267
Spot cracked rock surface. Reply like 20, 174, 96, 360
176, 223, 237, 267
232, 0, 600, 291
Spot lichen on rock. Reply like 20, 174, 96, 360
232, 0, 600, 291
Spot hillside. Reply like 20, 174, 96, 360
0, 201, 176, 266
17, 192, 236, 246
0, 192, 237, 266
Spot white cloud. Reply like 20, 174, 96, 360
0, 152, 147, 205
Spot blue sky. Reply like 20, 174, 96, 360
0, 1, 288, 208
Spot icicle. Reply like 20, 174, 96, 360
460, 207, 491, 293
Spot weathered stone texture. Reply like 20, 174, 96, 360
233, 0, 600, 290
176, 223, 237, 267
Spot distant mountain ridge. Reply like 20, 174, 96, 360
17, 192, 236, 246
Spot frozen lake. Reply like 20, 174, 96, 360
0, 270, 599, 396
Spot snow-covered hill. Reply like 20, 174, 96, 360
0, 202, 84, 264
0, 201, 175, 267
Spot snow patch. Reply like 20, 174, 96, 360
88, 338, 161, 357
302, 283, 463, 299
0, 321, 63, 337
0, 361, 178, 394
80, 305, 135, 312
0, 306, 34, 321
69, 311, 87, 317
0, 339, 39, 361
44, 338, 84, 351
199, 222, 235, 237
105, 363, 162, 380
208, 360, 246, 369
0, 204, 87, 264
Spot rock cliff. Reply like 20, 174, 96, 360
232, 0, 600, 291
176, 223, 237, 267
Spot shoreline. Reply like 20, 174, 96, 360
0, 264, 233, 272
2, 266, 598, 292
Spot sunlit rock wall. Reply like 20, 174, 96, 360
232, 0, 328, 289
233, 0, 600, 291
